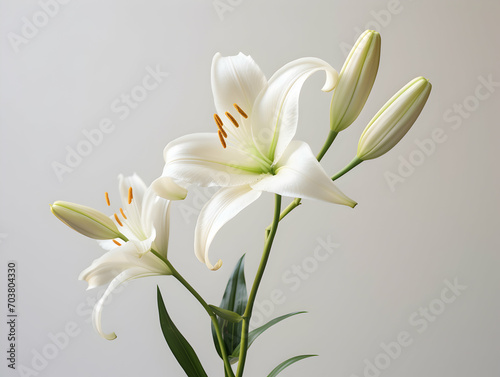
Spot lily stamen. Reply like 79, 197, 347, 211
214, 113, 223, 127
128, 187, 133, 204
218, 130, 227, 148
225, 111, 239, 128
214, 113, 229, 138
112, 239, 121, 246
114, 213, 123, 227
218, 126, 228, 138
105, 192, 110, 206
233, 103, 248, 118
120, 208, 127, 219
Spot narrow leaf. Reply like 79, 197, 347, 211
157, 287, 208, 377
267, 355, 317, 377
211, 255, 248, 358
209, 305, 243, 323
230, 311, 306, 359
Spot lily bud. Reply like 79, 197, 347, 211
357, 76, 432, 160
51, 201, 122, 240
330, 30, 381, 132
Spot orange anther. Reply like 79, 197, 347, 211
218, 126, 227, 138
113, 239, 122, 246
128, 187, 133, 204
214, 113, 223, 127
233, 103, 248, 118
225, 112, 239, 128
120, 208, 127, 219
218, 130, 227, 148
105, 192, 110, 206
114, 213, 123, 227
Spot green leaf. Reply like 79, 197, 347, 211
211, 255, 248, 359
230, 311, 306, 359
209, 305, 243, 323
267, 355, 317, 377
157, 287, 208, 377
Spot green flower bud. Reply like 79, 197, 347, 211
330, 30, 381, 132
357, 77, 432, 160
51, 201, 121, 240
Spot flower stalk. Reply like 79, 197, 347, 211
151, 249, 236, 377
331, 157, 363, 181
236, 194, 282, 377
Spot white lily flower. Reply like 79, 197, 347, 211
357, 76, 432, 160
79, 174, 186, 340
154, 53, 357, 270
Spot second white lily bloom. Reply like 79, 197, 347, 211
154, 53, 357, 270
79, 174, 186, 340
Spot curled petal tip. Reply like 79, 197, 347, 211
104, 332, 117, 341
321, 68, 339, 92
211, 259, 223, 271
152, 177, 188, 201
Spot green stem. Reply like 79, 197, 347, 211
265, 197, 300, 238
236, 195, 282, 377
330, 156, 362, 181
316, 130, 338, 162
150, 250, 235, 377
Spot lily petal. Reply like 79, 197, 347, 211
118, 174, 148, 239
212, 52, 267, 134
151, 176, 188, 201
80, 235, 163, 289
97, 239, 117, 251
141, 188, 172, 258
252, 58, 339, 162
92, 267, 161, 340
162, 133, 266, 187
251, 141, 357, 207
195, 185, 262, 270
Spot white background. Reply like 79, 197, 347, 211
1, 0, 499, 376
